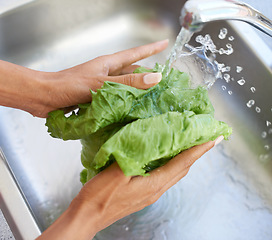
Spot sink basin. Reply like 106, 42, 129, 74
0, 0, 272, 239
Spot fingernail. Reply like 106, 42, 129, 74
214, 135, 224, 146
143, 72, 162, 84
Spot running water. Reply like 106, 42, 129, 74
163, 27, 193, 77
163, 27, 228, 89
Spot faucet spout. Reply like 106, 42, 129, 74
180, 0, 272, 37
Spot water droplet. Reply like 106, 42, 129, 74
264, 145, 270, 150
169, 105, 174, 111
228, 36, 235, 41
250, 87, 256, 93
246, 99, 255, 108
194, 34, 218, 53
237, 78, 246, 85
217, 63, 225, 70
268, 128, 272, 134
236, 66, 243, 73
228, 90, 233, 95
224, 74, 231, 82
266, 121, 271, 127
259, 154, 270, 163
261, 131, 267, 138
225, 44, 234, 55
226, 43, 232, 48
195, 35, 203, 43
222, 66, 231, 72
218, 48, 225, 55
256, 107, 261, 113
218, 28, 228, 39
222, 85, 226, 90
218, 47, 233, 55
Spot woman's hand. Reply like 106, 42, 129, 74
0, 40, 167, 118
37, 136, 223, 240
42, 39, 167, 117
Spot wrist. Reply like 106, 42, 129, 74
0, 60, 55, 117
37, 198, 100, 240
25, 70, 55, 117
69, 198, 100, 239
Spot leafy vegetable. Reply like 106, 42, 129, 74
46, 63, 232, 184
93, 111, 231, 176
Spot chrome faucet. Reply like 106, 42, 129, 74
180, 0, 272, 37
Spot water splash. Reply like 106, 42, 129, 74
228, 36, 235, 41
165, 29, 237, 89
221, 66, 231, 72
218, 27, 228, 39
246, 100, 255, 108
250, 87, 256, 93
259, 154, 270, 163
164, 27, 193, 77
262, 131, 267, 138
236, 66, 243, 73
264, 145, 270, 150
256, 107, 261, 113
237, 78, 246, 86
224, 73, 231, 82
218, 44, 232, 56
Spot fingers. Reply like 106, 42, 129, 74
103, 72, 162, 89
152, 140, 215, 180
151, 138, 223, 201
106, 39, 169, 75
119, 65, 141, 75
137, 136, 224, 196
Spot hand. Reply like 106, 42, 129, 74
37, 136, 223, 240
37, 39, 168, 117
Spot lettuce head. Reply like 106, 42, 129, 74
46, 64, 232, 184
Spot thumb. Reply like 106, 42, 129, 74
108, 72, 162, 89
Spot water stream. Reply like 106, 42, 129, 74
164, 26, 236, 89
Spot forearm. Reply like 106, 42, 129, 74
0, 60, 53, 116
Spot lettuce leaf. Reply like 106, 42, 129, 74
93, 111, 231, 177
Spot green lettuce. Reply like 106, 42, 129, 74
46, 63, 232, 184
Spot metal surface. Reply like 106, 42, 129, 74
0, 0, 272, 239
180, 0, 272, 36
0, 149, 41, 239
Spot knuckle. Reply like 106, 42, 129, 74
185, 157, 195, 169
124, 74, 137, 86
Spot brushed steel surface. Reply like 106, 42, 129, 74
0, 149, 41, 239
0, 0, 272, 239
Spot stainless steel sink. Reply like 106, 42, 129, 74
0, 0, 272, 239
